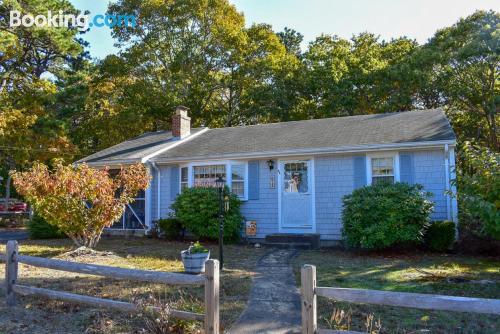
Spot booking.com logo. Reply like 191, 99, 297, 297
9, 10, 137, 32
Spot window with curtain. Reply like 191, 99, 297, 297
231, 164, 245, 197
193, 165, 226, 187
371, 157, 394, 184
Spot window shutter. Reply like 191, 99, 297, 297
353, 156, 367, 189
170, 166, 180, 199
248, 160, 260, 200
400, 153, 414, 184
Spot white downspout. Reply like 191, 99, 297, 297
444, 144, 452, 221
449, 146, 459, 238
151, 162, 161, 220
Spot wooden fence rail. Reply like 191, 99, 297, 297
2, 240, 219, 334
301, 264, 500, 334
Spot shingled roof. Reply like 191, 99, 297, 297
151, 109, 455, 162
77, 128, 206, 165
80, 109, 455, 166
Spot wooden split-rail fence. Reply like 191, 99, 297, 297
1, 241, 220, 334
300, 264, 500, 334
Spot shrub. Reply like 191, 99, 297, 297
28, 215, 65, 239
342, 182, 434, 250
156, 217, 184, 240
424, 220, 456, 251
171, 187, 243, 242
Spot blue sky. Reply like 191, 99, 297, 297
70, 0, 500, 59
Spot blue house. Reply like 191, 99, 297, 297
79, 106, 458, 245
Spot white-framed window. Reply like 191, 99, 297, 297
179, 161, 248, 200
180, 167, 189, 191
367, 152, 400, 185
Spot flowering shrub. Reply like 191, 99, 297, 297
12, 162, 150, 248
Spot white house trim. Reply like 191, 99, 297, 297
365, 151, 400, 185
153, 140, 456, 165
178, 160, 249, 201
140, 127, 209, 163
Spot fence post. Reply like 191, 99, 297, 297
301, 264, 317, 334
5, 240, 19, 306
204, 259, 219, 334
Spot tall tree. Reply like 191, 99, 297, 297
0, 0, 85, 168
416, 10, 499, 150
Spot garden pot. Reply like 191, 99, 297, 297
181, 250, 210, 274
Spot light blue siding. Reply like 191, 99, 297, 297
315, 155, 355, 240
151, 149, 449, 240
151, 165, 177, 220
413, 150, 448, 220
240, 160, 279, 238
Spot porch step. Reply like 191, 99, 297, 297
262, 242, 313, 250
264, 233, 320, 249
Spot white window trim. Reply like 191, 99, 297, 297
179, 160, 249, 200
366, 152, 400, 185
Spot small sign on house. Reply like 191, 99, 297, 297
245, 221, 257, 237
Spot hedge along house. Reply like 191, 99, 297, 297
78, 106, 458, 245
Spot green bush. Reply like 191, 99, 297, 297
342, 182, 434, 250
171, 187, 243, 242
28, 215, 65, 239
424, 220, 456, 251
156, 217, 184, 240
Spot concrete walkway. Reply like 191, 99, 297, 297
229, 249, 301, 334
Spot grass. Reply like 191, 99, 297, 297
0, 237, 266, 333
292, 249, 500, 333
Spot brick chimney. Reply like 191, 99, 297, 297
172, 106, 191, 138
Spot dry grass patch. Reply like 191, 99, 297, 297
0, 237, 265, 333
292, 249, 500, 333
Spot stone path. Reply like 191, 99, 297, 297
228, 249, 301, 334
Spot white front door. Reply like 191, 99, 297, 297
279, 160, 314, 232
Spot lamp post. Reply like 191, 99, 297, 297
215, 176, 225, 270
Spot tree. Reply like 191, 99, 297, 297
0, 0, 86, 169
416, 10, 499, 151
12, 163, 150, 248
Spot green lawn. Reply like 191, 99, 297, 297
0, 237, 266, 334
292, 249, 500, 333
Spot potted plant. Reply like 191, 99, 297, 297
181, 242, 210, 274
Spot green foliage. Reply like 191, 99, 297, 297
342, 183, 434, 249
28, 215, 65, 239
156, 217, 184, 240
424, 220, 456, 251
171, 187, 243, 242
188, 241, 209, 254
456, 143, 500, 239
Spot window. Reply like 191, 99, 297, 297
180, 167, 188, 191
370, 156, 395, 184
193, 165, 226, 187
180, 162, 248, 199
231, 164, 245, 197
283, 162, 308, 193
